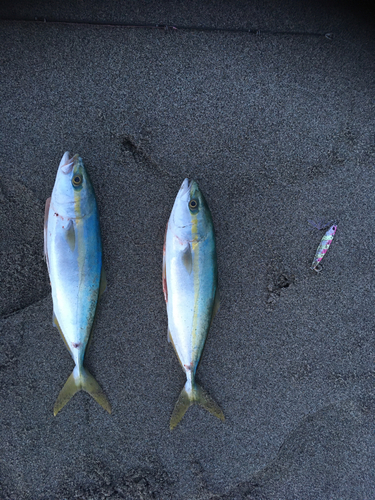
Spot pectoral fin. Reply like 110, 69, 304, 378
63, 220, 76, 252
181, 243, 192, 274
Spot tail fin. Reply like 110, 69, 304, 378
170, 380, 224, 430
54, 366, 111, 416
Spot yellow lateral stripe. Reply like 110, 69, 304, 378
73, 165, 84, 333
190, 212, 199, 351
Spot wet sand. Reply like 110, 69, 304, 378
0, 1, 375, 498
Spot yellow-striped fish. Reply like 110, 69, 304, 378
44, 152, 110, 415
163, 179, 224, 430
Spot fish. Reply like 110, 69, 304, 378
163, 179, 224, 430
44, 152, 110, 415
311, 223, 337, 272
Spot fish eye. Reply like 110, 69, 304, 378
72, 174, 82, 187
189, 199, 198, 211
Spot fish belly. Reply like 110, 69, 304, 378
166, 232, 216, 372
47, 210, 101, 362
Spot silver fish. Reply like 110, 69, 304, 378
44, 152, 110, 415
163, 179, 224, 430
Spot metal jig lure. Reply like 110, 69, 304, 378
311, 223, 337, 272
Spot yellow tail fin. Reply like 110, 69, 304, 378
170, 381, 224, 430
54, 366, 111, 416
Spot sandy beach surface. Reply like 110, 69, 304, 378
1, 1, 374, 499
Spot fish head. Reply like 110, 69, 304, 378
170, 179, 213, 242
51, 152, 96, 218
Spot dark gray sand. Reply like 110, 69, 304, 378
1, 1, 375, 499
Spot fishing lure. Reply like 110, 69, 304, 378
311, 224, 337, 272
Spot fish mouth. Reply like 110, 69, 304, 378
59, 152, 77, 174
178, 178, 199, 201
172, 178, 201, 233
179, 178, 191, 198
